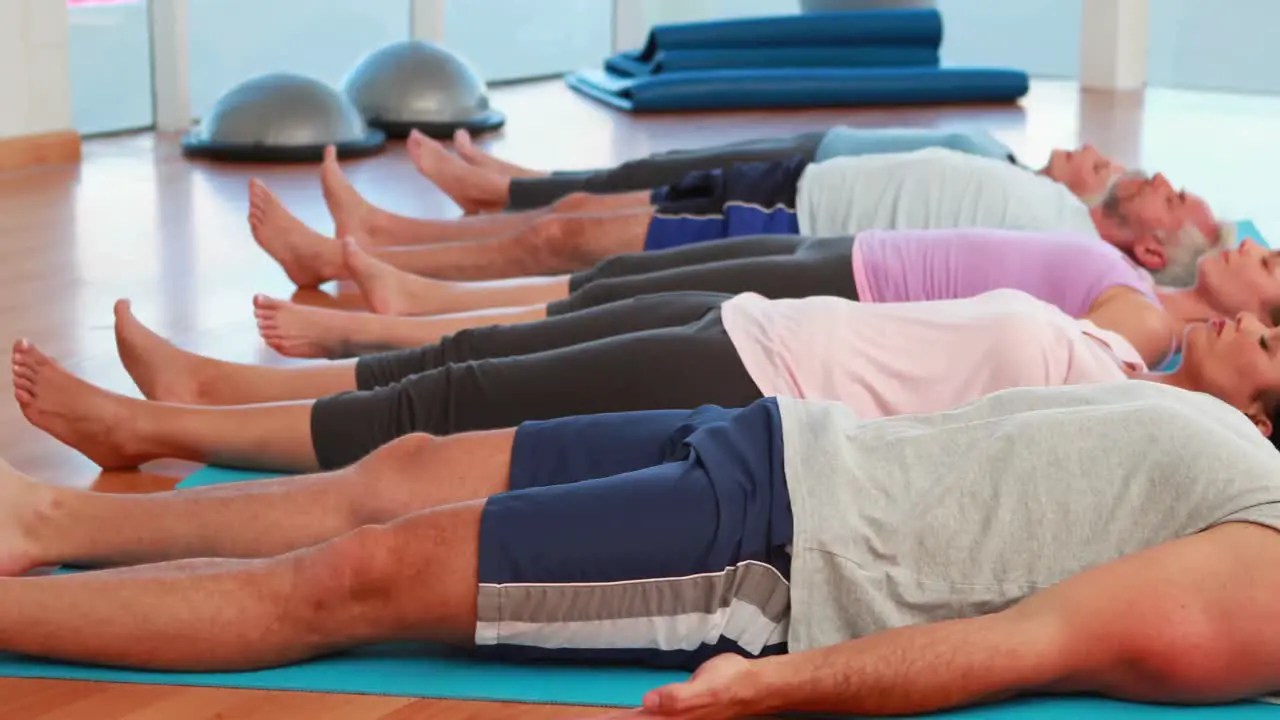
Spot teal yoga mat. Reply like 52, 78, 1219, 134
0, 465, 1277, 716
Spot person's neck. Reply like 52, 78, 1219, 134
1154, 287, 1217, 339
1127, 364, 1187, 386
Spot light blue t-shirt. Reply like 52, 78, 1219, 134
814, 127, 1015, 164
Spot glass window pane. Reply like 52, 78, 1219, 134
442, 0, 613, 82
68, 0, 155, 135
635, 0, 800, 32
1148, 0, 1280, 94
934, 0, 1080, 79
188, 0, 409, 119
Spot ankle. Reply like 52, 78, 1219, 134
20, 484, 73, 568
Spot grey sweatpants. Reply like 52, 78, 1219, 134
506, 131, 828, 210
550, 234, 859, 315
311, 293, 762, 468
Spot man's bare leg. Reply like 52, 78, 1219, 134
2, 430, 512, 574
451, 129, 546, 179
254, 296, 547, 359
320, 147, 646, 246
248, 179, 348, 287
341, 238, 569, 316
405, 130, 513, 214
113, 300, 357, 405
0, 499, 482, 671
14, 341, 322, 471
362, 209, 654, 281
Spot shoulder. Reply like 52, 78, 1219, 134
1087, 291, 1175, 368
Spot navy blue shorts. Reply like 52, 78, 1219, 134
474, 399, 792, 670
643, 156, 809, 252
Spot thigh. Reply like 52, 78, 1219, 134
312, 311, 765, 468
354, 291, 732, 389
475, 398, 792, 669
556, 251, 858, 315
569, 235, 805, 291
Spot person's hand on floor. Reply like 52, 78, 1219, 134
594, 654, 764, 720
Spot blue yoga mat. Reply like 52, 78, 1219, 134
0, 465, 1276, 716
635, 9, 943, 54
605, 45, 940, 77
566, 67, 1030, 113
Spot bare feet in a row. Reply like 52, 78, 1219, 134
341, 237, 446, 316
248, 178, 346, 288
319, 145, 378, 244
405, 129, 509, 214
254, 295, 405, 359
450, 129, 544, 180
12, 339, 152, 470
113, 299, 216, 405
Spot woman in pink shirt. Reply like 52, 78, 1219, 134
0, 279, 1241, 472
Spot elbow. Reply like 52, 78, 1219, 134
1094, 610, 1256, 704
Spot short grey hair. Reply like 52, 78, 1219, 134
1095, 170, 1225, 287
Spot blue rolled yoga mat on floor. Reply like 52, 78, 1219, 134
634, 9, 943, 54
605, 9, 942, 78
605, 45, 941, 77
572, 8, 1027, 112
0, 465, 1277, 716
566, 66, 1030, 113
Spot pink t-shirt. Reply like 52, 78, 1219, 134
720, 288, 1142, 420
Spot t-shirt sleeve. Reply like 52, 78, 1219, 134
1216, 505, 1280, 534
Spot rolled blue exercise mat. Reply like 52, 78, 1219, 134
605, 45, 941, 78
565, 66, 1030, 113
631, 9, 944, 55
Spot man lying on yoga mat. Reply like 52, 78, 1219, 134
2, 378, 1280, 719
11, 277, 1235, 473
408, 125, 1021, 213
254, 227, 1270, 369
252, 143, 1197, 285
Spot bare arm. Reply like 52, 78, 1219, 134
643, 522, 1280, 719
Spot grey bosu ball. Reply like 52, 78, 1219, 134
182, 73, 386, 162
343, 40, 506, 140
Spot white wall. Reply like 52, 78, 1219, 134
0, 0, 74, 139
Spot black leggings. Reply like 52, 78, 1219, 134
550, 235, 859, 315
313, 293, 761, 468
506, 131, 827, 210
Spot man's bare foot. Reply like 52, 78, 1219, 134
406, 129, 509, 214
12, 340, 151, 470
0, 458, 55, 576
113, 299, 218, 405
320, 145, 378, 243
342, 237, 447, 316
451, 129, 544, 180
247, 178, 346, 287
255, 294, 388, 359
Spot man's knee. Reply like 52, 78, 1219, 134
361, 433, 438, 471
289, 523, 404, 641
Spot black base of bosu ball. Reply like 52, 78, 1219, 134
343, 40, 506, 140
182, 73, 386, 163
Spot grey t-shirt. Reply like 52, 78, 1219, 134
778, 381, 1280, 652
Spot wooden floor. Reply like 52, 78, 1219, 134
0, 77, 1278, 717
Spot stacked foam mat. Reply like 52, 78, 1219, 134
1, 465, 1279, 717
566, 9, 1029, 112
